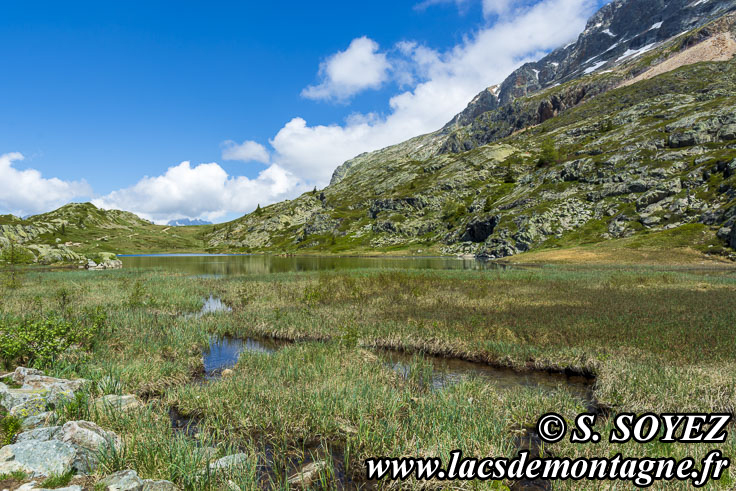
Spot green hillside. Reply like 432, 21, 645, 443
0, 203, 207, 265
202, 17, 736, 263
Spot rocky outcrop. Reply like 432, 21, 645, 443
0, 368, 89, 420
460, 216, 500, 243
0, 421, 121, 477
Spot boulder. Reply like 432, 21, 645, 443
8, 421, 122, 476
142, 479, 178, 491
719, 124, 736, 141
59, 420, 123, 473
0, 368, 89, 415
97, 470, 178, 491
208, 453, 249, 472
668, 131, 711, 148
9, 396, 47, 419
98, 470, 144, 491
94, 394, 143, 412
21, 411, 54, 430
0, 439, 76, 477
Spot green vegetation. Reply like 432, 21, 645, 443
40, 469, 75, 488
1, 265, 734, 488
0, 310, 105, 369
0, 413, 22, 446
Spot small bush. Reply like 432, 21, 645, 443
0, 414, 22, 445
0, 310, 105, 368
536, 138, 559, 168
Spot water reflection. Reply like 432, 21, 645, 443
119, 254, 505, 276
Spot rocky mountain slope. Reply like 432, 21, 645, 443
0, 203, 207, 265
204, 0, 736, 260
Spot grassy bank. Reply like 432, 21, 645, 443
0, 265, 734, 489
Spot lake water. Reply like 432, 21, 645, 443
119, 254, 504, 276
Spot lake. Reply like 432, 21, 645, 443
118, 254, 505, 276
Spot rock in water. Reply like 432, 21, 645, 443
287, 461, 328, 487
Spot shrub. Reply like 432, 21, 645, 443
0, 310, 105, 368
0, 414, 22, 445
536, 138, 559, 168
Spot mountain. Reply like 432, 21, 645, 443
167, 218, 213, 226
204, 0, 736, 261
0, 203, 206, 265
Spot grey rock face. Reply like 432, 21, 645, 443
2, 420, 122, 477
460, 216, 500, 242
0, 439, 76, 477
98, 470, 144, 491
0, 367, 89, 416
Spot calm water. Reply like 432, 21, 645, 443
119, 254, 503, 276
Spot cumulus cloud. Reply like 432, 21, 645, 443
221, 140, 271, 164
302, 36, 391, 102
257, 0, 595, 187
0, 152, 91, 217
93, 161, 306, 224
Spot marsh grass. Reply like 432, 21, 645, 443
1, 266, 735, 488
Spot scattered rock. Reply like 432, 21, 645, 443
460, 216, 499, 243
0, 439, 76, 477
142, 479, 178, 491
94, 394, 143, 412
2, 421, 122, 476
97, 470, 143, 491
208, 453, 249, 472
21, 411, 53, 430
0, 367, 89, 416
97, 470, 178, 491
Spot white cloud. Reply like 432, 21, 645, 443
221, 140, 270, 164
302, 37, 391, 102
415, 0, 473, 14
9, 0, 595, 223
0, 152, 91, 217
482, 0, 515, 17
93, 161, 306, 224
260, 0, 595, 187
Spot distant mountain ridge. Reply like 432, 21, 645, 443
167, 218, 212, 226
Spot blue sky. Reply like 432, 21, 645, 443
0, 0, 604, 223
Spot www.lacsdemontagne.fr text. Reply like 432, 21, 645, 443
365, 449, 730, 487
